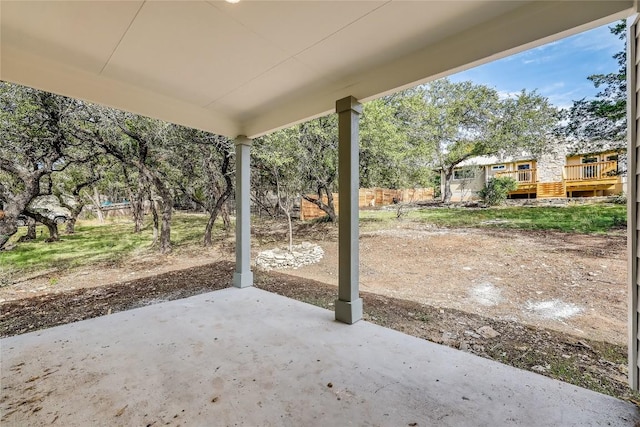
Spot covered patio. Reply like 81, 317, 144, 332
2, 0, 640, 424
2, 287, 637, 425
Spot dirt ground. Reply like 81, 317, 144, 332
0, 220, 634, 401
288, 225, 627, 345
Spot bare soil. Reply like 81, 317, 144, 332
290, 224, 627, 345
0, 220, 635, 401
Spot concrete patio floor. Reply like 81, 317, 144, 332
1, 287, 638, 426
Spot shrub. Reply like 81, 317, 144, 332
611, 193, 627, 205
478, 177, 518, 206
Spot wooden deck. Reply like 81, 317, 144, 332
496, 162, 622, 199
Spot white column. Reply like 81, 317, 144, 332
335, 96, 362, 324
628, 14, 640, 391
233, 136, 253, 288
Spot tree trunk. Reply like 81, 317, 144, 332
275, 173, 295, 251
159, 199, 172, 254
442, 169, 454, 204
221, 201, 231, 231
203, 210, 219, 247
150, 198, 159, 244
0, 218, 18, 249
45, 222, 60, 242
65, 217, 76, 234
146, 172, 173, 254
285, 211, 293, 252
0, 178, 41, 250
26, 210, 60, 242
301, 186, 337, 222
92, 187, 104, 223
64, 202, 84, 234
324, 189, 337, 221
25, 218, 37, 240
131, 181, 146, 233
16, 217, 37, 243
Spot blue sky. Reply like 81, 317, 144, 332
448, 21, 624, 109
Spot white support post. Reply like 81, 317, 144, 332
335, 96, 363, 324
628, 14, 640, 391
233, 136, 253, 288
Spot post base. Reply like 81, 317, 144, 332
335, 298, 363, 324
233, 271, 254, 289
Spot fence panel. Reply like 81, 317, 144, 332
300, 188, 434, 220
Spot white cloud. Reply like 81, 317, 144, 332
522, 55, 554, 65
568, 25, 622, 53
497, 90, 521, 100
540, 82, 565, 92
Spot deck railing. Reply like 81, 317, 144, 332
564, 161, 618, 181
494, 169, 537, 183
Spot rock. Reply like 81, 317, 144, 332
255, 243, 325, 271
531, 365, 547, 373
441, 331, 457, 344
477, 326, 500, 339
472, 344, 485, 353
464, 330, 481, 339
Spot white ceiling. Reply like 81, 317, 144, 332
0, 1, 634, 138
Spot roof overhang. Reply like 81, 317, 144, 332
0, 1, 634, 138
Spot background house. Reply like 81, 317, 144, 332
444, 154, 535, 202
443, 148, 624, 201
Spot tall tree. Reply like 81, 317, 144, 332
565, 21, 626, 151
361, 93, 435, 189
407, 79, 558, 203
88, 111, 175, 254
170, 127, 234, 246
52, 159, 104, 234
0, 83, 91, 249
298, 116, 340, 221
253, 128, 303, 251
253, 94, 438, 223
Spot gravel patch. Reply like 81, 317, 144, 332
255, 242, 324, 271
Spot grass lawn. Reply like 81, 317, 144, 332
360, 203, 627, 234
1, 213, 216, 278
2, 204, 626, 279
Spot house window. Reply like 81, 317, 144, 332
516, 163, 532, 182
606, 155, 618, 162
491, 165, 506, 171
582, 157, 598, 179
453, 168, 476, 180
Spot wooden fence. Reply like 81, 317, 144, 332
300, 187, 434, 220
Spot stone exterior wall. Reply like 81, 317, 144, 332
536, 145, 567, 182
